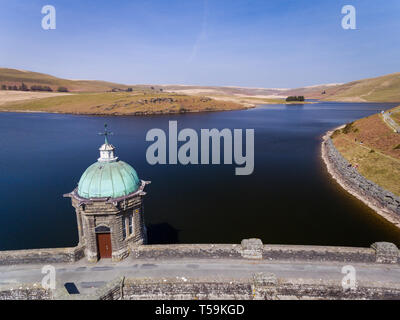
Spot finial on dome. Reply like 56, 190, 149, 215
99, 123, 113, 145
98, 124, 118, 162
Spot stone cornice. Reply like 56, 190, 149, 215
63, 180, 149, 207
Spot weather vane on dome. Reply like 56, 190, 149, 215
99, 123, 113, 144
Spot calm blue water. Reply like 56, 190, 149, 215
1, 102, 400, 250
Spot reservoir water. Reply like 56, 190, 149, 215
1, 101, 400, 250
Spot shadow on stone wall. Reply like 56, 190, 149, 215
146, 223, 179, 244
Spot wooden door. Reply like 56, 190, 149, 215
96, 233, 112, 259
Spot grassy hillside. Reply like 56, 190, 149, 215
331, 106, 400, 195
0, 91, 246, 115
2, 67, 400, 105
130, 73, 400, 103
0, 68, 331, 99
315, 73, 400, 102
0, 68, 129, 92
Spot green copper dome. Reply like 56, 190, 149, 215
77, 160, 141, 199
77, 128, 141, 199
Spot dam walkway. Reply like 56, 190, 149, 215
1, 241, 400, 299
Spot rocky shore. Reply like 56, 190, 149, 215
321, 129, 400, 229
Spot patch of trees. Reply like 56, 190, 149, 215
0, 82, 68, 92
0, 83, 29, 91
30, 85, 53, 92
286, 96, 305, 102
1, 85, 19, 91
111, 88, 129, 92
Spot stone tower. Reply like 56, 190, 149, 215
65, 126, 149, 262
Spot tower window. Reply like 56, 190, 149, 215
128, 215, 133, 235
122, 217, 126, 240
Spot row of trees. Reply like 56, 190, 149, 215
0, 82, 68, 92
111, 87, 134, 92
286, 96, 305, 102
110, 87, 164, 93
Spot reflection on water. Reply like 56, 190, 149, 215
0, 101, 400, 250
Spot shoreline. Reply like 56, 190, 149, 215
0, 100, 320, 116
321, 127, 400, 230
0, 105, 254, 117
0, 93, 321, 117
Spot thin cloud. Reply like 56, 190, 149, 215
188, 0, 208, 63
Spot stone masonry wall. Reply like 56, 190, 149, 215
0, 284, 51, 300
4, 275, 400, 300
129, 242, 384, 264
122, 275, 400, 300
3, 273, 400, 300
130, 244, 242, 260
0, 239, 398, 266
262, 244, 376, 263
323, 137, 400, 216
0, 245, 85, 266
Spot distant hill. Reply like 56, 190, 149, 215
310, 73, 400, 102
156, 84, 290, 97
0, 68, 339, 97
0, 68, 129, 92
1, 67, 400, 102
154, 73, 400, 103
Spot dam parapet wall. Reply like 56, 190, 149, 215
129, 239, 398, 264
0, 240, 398, 266
0, 245, 85, 266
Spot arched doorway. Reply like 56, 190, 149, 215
95, 226, 112, 259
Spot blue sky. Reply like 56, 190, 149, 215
0, 0, 399, 88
